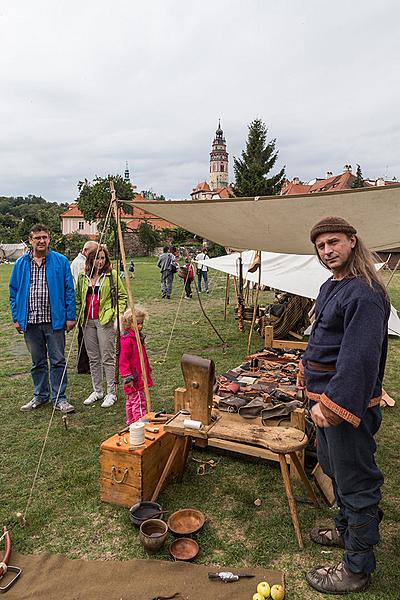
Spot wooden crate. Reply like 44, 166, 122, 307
100, 423, 185, 508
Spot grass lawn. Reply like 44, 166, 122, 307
0, 258, 399, 599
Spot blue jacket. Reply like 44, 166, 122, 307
9, 250, 76, 332
302, 276, 389, 427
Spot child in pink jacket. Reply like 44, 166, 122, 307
119, 306, 153, 424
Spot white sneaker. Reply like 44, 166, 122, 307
101, 394, 117, 408
83, 391, 103, 405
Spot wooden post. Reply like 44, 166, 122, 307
224, 274, 230, 321
247, 265, 262, 353
110, 182, 151, 412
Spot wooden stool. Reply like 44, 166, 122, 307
208, 423, 318, 549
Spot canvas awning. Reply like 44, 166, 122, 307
132, 185, 400, 254
197, 250, 400, 336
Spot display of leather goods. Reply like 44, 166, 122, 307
271, 388, 299, 403
218, 396, 249, 413
238, 397, 269, 418
261, 400, 303, 422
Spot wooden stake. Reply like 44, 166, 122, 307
223, 274, 230, 321
110, 182, 151, 412
247, 265, 262, 353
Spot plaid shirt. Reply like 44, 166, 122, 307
27, 251, 51, 324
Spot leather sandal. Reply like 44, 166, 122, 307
305, 561, 370, 595
310, 526, 345, 548
218, 396, 249, 413
261, 400, 303, 423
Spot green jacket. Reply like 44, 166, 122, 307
75, 269, 127, 326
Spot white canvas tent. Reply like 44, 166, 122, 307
0, 242, 28, 261
197, 250, 400, 337
133, 185, 400, 254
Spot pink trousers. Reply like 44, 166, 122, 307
125, 388, 147, 424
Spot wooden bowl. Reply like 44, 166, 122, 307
167, 508, 205, 537
169, 537, 199, 561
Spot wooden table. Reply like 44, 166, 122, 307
153, 410, 318, 549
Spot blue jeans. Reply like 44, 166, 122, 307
197, 270, 208, 292
24, 323, 68, 405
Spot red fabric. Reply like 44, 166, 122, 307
125, 389, 147, 424
85, 290, 100, 320
119, 329, 153, 391
187, 264, 194, 280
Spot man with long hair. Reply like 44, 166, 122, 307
301, 217, 390, 595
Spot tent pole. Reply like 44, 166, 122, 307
247, 265, 262, 353
224, 274, 230, 321
237, 254, 244, 333
110, 181, 151, 413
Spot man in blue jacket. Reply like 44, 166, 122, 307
302, 216, 390, 595
9, 224, 76, 413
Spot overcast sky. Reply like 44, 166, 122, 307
1, 0, 399, 203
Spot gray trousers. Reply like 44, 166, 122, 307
161, 271, 173, 296
83, 319, 116, 395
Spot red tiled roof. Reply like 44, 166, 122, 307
281, 182, 311, 196
213, 186, 235, 199
192, 181, 211, 193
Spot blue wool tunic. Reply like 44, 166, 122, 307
303, 276, 390, 426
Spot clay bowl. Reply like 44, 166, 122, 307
169, 537, 199, 561
139, 518, 168, 553
167, 508, 205, 537
129, 501, 163, 527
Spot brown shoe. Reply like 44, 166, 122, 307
305, 561, 370, 595
310, 526, 345, 548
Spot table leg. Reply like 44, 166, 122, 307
278, 453, 304, 550
151, 436, 185, 502
289, 451, 319, 506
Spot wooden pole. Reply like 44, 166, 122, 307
247, 265, 262, 353
237, 254, 244, 333
110, 182, 151, 412
223, 274, 230, 321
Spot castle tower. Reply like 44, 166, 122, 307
209, 120, 229, 190
124, 161, 130, 182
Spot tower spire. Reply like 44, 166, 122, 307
209, 120, 229, 190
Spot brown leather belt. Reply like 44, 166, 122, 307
307, 360, 336, 372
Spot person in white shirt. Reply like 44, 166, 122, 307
70, 241, 99, 373
195, 247, 210, 293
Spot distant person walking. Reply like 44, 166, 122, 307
119, 305, 153, 424
129, 258, 135, 279
157, 246, 177, 299
195, 247, 210, 293
9, 223, 76, 413
75, 245, 127, 408
70, 240, 99, 374
179, 256, 194, 298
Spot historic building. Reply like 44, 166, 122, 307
60, 163, 174, 238
191, 121, 235, 200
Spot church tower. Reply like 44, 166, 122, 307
209, 120, 229, 190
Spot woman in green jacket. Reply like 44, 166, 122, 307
76, 245, 127, 407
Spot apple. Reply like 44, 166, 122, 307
257, 581, 271, 598
253, 594, 265, 600
270, 584, 285, 600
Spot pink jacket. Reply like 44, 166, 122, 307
119, 329, 153, 391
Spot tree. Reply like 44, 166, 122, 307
76, 174, 133, 254
353, 164, 364, 188
137, 220, 160, 255
233, 119, 285, 197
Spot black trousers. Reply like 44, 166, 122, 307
317, 406, 383, 574
77, 325, 90, 374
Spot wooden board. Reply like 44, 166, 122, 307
312, 463, 335, 506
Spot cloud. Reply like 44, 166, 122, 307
0, 0, 399, 202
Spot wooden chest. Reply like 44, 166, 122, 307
100, 418, 184, 508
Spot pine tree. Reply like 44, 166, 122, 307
353, 164, 364, 188
233, 119, 285, 197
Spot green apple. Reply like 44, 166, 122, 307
257, 581, 271, 598
253, 594, 265, 600
270, 584, 285, 600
